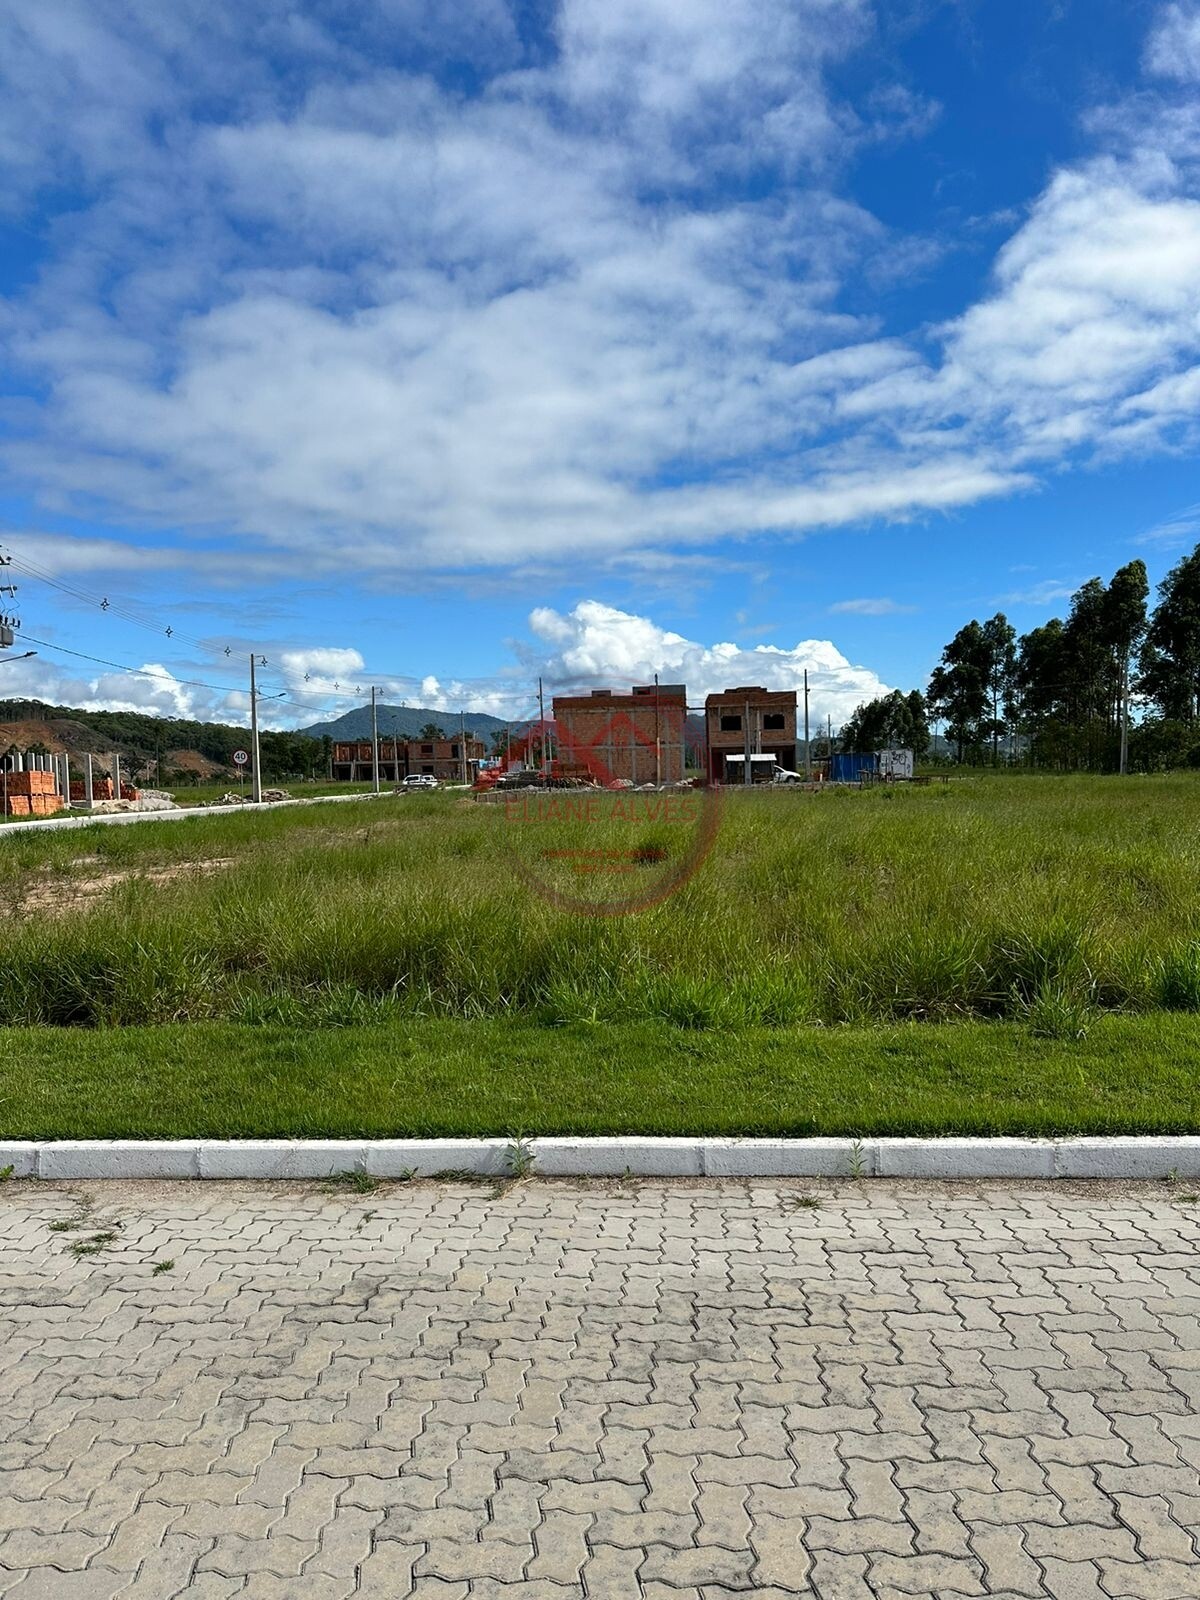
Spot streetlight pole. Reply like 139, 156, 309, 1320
370, 686, 380, 794
803, 669, 811, 780
249, 654, 263, 804
654, 673, 661, 788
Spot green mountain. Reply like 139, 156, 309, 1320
296, 704, 510, 742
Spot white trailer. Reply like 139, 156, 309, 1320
877, 748, 914, 780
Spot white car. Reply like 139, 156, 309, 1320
402, 773, 438, 789
772, 766, 803, 784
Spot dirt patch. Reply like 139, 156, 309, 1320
0, 718, 119, 758
13, 857, 233, 917
165, 748, 229, 780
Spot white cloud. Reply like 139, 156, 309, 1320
940, 169, 1200, 437
828, 597, 914, 615
0, 650, 246, 724
0, 0, 1017, 576
1, 1, 1199, 585
5, 595, 896, 732
1145, 2, 1200, 81
277, 647, 365, 696
998, 579, 1078, 608
1136, 503, 1200, 549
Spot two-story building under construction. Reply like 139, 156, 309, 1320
704, 686, 798, 782
551, 684, 688, 785
331, 734, 486, 784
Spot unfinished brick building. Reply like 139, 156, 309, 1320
705, 686, 798, 782
331, 735, 486, 783
551, 684, 688, 786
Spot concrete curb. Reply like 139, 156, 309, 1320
3, 1136, 1200, 1181
0, 789, 396, 837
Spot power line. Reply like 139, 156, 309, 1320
8, 552, 757, 725
11, 632, 342, 718
9, 632, 532, 726
5, 548, 431, 711
6, 543, 674, 718
5, 550, 216, 653
14, 633, 259, 700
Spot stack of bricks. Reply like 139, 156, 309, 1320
69, 776, 114, 802
2, 770, 65, 817
66, 777, 141, 804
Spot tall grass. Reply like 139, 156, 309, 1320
4, 776, 1200, 1028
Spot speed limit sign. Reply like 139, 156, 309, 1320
233, 749, 249, 766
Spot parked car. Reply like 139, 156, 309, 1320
402, 774, 438, 789
773, 766, 803, 784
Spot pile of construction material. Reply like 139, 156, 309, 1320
2, 769, 64, 818
210, 788, 291, 806
90, 793, 179, 815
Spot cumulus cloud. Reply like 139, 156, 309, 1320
277, 646, 365, 696
526, 599, 892, 724
0, 650, 252, 725
7, 597, 894, 731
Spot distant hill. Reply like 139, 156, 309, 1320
297, 703, 510, 742
0, 698, 326, 783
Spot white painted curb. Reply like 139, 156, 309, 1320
2, 1136, 1199, 1181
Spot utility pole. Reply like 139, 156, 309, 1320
459, 709, 467, 784
654, 673, 661, 788
1119, 655, 1130, 776
249, 653, 263, 804
370, 686, 380, 793
0, 550, 17, 656
803, 670, 811, 780
537, 677, 547, 778
743, 698, 751, 786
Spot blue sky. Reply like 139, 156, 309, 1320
3, 0, 1200, 729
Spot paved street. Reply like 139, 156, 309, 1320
2, 1179, 1199, 1598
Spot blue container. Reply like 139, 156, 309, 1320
831, 752, 878, 783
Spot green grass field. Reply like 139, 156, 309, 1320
3, 774, 1199, 1135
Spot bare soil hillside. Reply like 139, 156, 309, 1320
0, 717, 121, 757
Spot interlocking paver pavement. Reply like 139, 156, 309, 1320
2, 1181, 1200, 1598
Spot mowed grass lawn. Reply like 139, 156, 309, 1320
5, 1015, 1200, 1140
2, 774, 1200, 1137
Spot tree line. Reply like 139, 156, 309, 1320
842, 545, 1200, 771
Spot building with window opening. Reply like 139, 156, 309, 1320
704, 687, 798, 782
